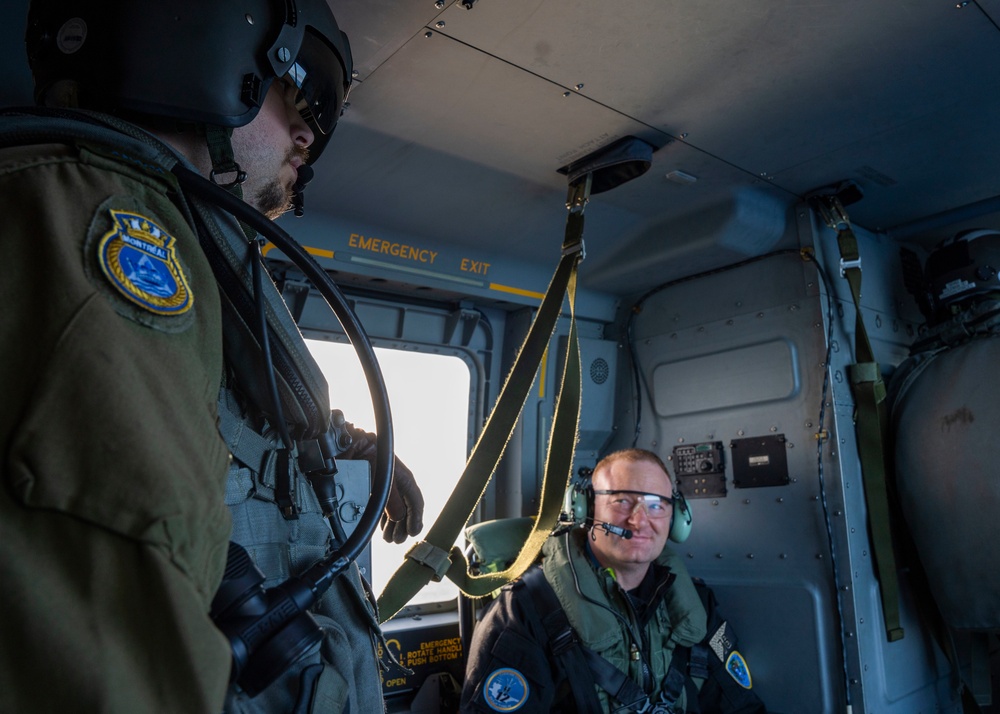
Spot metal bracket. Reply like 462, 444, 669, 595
561, 238, 586, 259
804, 180, 863, 232
562, 174, 591, 259
813, 194, 852, 232
565, 172, 592, 214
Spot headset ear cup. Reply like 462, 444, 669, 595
571, 488, 585, 522
570, 481, 593, 524
669, 492, 693, 543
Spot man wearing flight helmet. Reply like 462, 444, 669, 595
0, 1, 421, 712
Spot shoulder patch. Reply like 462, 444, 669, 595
725, 650, 753, 689
97, 209, 193, 315
708, 620, 734, 662
483, 667, 530, 711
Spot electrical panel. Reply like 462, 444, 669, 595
672, 441, 726, 499
729, 434, 790, 488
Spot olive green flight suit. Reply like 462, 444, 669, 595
543, 529, 708, 711
0, 135, 232, 711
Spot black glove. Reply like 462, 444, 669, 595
339, 425, 425, 543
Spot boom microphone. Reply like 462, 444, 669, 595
291, 164, 314, 217
597, 522, 633, 539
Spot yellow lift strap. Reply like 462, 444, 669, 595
377, 176, 591, 621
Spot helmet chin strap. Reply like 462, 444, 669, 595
205, 125, 256, 241
205, 126, 248, 197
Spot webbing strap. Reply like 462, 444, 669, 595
376, 180, 590, 620
521, 567, 699, 714
521, 568, 645, 713
817, 195, 904, 643
581, 648, 649, 711
519, 568, 606, 714
657, 645, 689, 710
205, 126, 245, 198
689, 644, 709, 681
218, 387, 275, 482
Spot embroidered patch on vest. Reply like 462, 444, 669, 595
708, 620, 733, 662
483, 668, 529, 711
726, 650, 753, 689
97, 209, 193, 315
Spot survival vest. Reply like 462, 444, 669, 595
517, 565, 710, 713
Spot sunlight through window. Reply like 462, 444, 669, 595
305, 339, 471, 606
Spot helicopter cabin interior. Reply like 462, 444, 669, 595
2, 1, 999, 713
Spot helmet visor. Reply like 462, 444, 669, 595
286, 29, 348, 138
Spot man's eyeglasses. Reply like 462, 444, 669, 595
593, 490, 675, 520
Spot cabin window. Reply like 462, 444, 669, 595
306, 339, 472, 605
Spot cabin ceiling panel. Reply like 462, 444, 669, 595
433, 0, 999, 177
309, 122, 591, 261
338, 27, 664, 186
771, 100, 1000, 242
1, 0, 998, 297
331, 1, 448, 82
315, 25, 797, 271
323, 0, 1000, 278
310, 118, 797, 280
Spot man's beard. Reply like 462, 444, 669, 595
255, 145, 310, 219
255, 179, 293, 220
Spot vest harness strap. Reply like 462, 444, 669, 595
218, 385, 359, 544
519, 566, 699, 714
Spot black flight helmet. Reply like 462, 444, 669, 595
25, 0, 352, 164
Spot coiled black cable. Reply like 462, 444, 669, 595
173, 163, 392, 579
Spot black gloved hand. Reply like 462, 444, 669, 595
339, 425, 425, 543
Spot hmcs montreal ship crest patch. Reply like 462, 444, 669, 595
97, 209, 193, 315
483, 668, 529, 711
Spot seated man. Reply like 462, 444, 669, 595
461, 448, 768, 713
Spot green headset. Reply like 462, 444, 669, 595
570, 476, 693, 544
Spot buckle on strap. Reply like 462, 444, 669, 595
549, 626, 578, 656
566, 172, 593, 214
405, 540, 453, 581
562, 237, 586, 258
634, 698, 668, 714
840, 256, 862, 277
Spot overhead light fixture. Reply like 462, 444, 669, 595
665, 170, 698, 185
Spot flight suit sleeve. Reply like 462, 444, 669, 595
461, 584, 568, 713
694, 583, 769, 714
0, 145, 232, 712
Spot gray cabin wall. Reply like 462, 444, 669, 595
587, 205, 962, 713
807, 210, 959, 714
